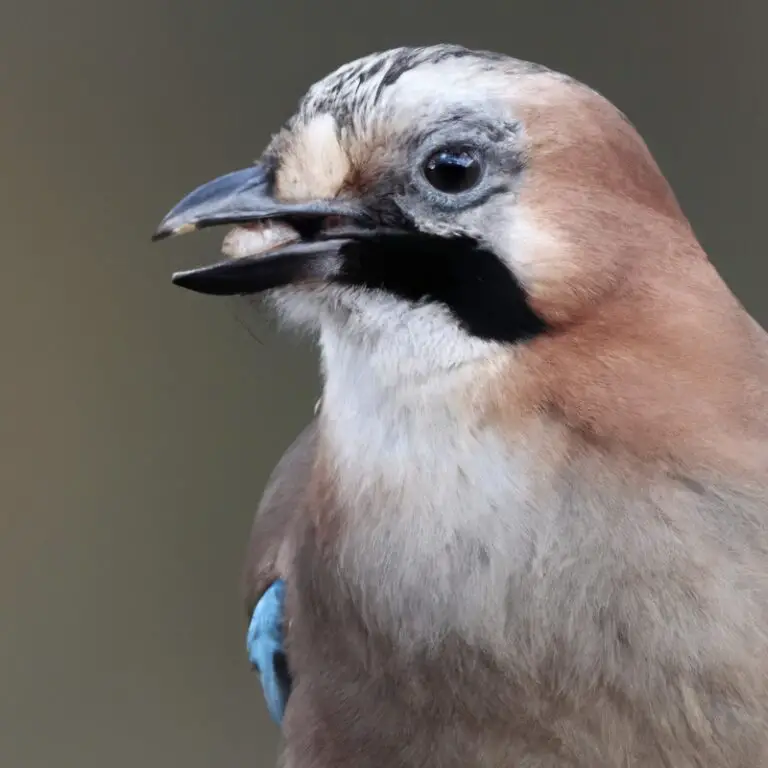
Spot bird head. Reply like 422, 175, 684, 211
154, 45, 717, 384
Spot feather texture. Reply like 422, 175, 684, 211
220, 45, 768, 767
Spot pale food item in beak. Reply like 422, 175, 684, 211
221, 220, 303, 260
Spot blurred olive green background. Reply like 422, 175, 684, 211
1, 0, 765, 766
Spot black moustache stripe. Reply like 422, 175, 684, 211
333, 232, 548, 345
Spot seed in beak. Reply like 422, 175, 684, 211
221, 220, 301, 260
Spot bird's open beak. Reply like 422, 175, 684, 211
151, 163, 383, 296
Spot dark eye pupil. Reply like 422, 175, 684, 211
423, 149, 482, 193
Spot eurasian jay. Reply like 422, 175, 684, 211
154, 45, 768, 768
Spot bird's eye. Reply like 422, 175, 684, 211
422, 147, 484, 194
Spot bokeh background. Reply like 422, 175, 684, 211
1, 1, 765, 766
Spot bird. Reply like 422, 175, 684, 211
152, 44, 768, 767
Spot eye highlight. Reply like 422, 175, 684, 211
422, 147, 484, 194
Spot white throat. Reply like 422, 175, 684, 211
318, 310, 499, 436
315, 319, 552, 649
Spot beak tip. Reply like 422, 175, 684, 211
151, 219, 199, 243
171, 266, 225, 295
171, 269, 195, 288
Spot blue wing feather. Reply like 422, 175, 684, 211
246, 579, 291, 725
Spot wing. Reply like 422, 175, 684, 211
246, 579, 292, 724
241, 417, 319, 618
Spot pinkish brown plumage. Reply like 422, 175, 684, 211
155, 45, 768, 767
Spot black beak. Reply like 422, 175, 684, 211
151, 163, 380, 296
